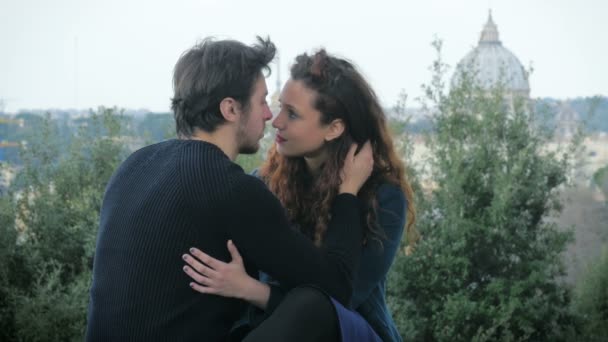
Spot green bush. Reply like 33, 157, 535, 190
0, 108, 127, 341
387, 40, 579, 341
12, 263, 91, 342
574, 246, 608, 341
593, 165, 608, 201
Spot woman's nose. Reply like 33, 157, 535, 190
272, 112, 284, 129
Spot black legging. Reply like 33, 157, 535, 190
243, 286, 340, 342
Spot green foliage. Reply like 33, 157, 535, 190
388, 40, 579, 341
0, 107, 128, 341
593, 165, 608, 201
134, 112, 175, 143
12, 262, 91, 342
0, 194, 17, 335
235, 153, 265, 174
573, 246, 608, 341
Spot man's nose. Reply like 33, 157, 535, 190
263, 106, 273, 121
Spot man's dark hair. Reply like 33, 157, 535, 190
171, 36, 276, 137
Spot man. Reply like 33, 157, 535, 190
86, 37, 373, 341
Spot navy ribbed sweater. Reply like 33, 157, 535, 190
86, 139, 363, 342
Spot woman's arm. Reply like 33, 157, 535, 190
350, 183, 407, 308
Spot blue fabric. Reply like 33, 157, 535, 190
330, 297, 382, 342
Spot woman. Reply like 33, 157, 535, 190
183, 49, 417, 341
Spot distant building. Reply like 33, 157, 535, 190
555, 101, 580, 140
451, 11, 530, 110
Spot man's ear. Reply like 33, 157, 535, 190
219, 97, 241, 122
324, 119, 345, 142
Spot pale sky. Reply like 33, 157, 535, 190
0, 0, 606, 113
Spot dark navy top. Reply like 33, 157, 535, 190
86, 140, 364, 341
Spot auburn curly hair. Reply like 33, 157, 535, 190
260, 50, 417, 249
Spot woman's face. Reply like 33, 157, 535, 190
272, 79, 341, 158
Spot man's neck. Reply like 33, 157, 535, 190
188, 127, 238, 161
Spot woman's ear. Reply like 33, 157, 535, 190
219, 97, 240, 122
324, 119, 345, 142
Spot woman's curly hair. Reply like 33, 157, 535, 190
260, 50, 418, 249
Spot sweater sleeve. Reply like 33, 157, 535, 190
224, 176, 363, 306
351, 183, 406, 308
243, 273, 287, 326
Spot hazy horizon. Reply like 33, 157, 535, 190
1, 0, 606, 113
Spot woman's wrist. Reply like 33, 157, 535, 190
242, 278, 271, 310
339, 183, 358, 195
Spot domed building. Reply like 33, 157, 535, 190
452, 11, 530, 102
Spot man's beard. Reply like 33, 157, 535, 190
236, 118, 261, 155
239, 143, 259, 155
238, 135, 259, 154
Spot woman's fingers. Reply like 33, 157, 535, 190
189, 281, 218, 295
183, 243, 249, 298
346, 143, 357, 160
353, 141, 373, 174
339, 141, 374, 195
227, 240, 243, 265
182, 253, 220, 279
359, 141, 372, 157
188, 247, 223, 270
183, 265, 213, 286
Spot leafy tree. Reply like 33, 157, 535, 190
573, 246, 608, 341
134, 112, 175, 143
593, 165, 608, 201
0, 107, 128, 341
388, 40, 579, 341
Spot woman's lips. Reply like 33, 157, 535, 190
275, 134, 287, 144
